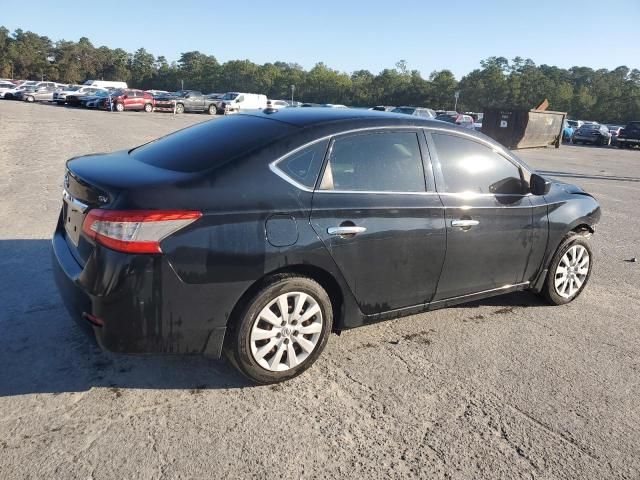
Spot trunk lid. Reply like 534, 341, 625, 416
62, 151, 197, 265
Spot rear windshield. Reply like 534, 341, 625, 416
131, 115, 296, 173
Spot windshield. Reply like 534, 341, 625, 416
580, 124, 599, 130
222, 92, 239, 100
391, 107, 415, 115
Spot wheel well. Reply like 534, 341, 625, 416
226, 265, 345, 336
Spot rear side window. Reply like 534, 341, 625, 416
275, 140, 328, 188
319, 131, 425, 192
432, 133, 523, 195
132, 115, 296, 173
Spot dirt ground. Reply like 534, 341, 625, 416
1, 101, 639, 479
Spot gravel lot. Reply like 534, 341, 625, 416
1, 101, 639, 479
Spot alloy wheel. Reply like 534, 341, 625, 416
250, 291, 323, 372
554, 244, 590, 299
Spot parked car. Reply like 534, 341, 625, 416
217, 92, 268, 114
616, 121, 640, 148
66, 89, 109, 108
99, 89, 155, 112
571, 124, 611, 146
391, 106, 436, 119
19, 83, 58, 102
2, 84, 30, 99
435, 113, 476, 129
268, 99, 290, 109
0, 81, 17, 98
54, 85, 103, 105
606, 125, 624, 145
52, 108, 601, 384
154, 90, 218, 114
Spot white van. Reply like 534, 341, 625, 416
221, 92, 267, 113
83, 80, 128, 90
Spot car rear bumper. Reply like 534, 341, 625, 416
51, 215, 226, 357
617, 138, 639, 144
573, 135, 602, 143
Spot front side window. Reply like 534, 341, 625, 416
432, 133, 523, 195
319, 131, 425, 192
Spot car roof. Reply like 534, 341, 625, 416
243, 107, 462, 130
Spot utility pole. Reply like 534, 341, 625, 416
181, 79, 184, 90
454, 91, 460, 112
290, 84, 295, 104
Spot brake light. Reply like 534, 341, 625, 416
82, 209, 202, 254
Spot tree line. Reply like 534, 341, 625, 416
1, 27, 639, 123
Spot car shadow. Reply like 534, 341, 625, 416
0, 239, 251, 398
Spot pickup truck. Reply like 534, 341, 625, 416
617, 121, 640, 148
154, 90, 217, 114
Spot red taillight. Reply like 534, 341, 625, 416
82, 209, 202, 254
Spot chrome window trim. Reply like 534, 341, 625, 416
269, 126, 426, 193
268, 125, 531, 193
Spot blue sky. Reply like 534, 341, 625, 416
3, 0, 639, 78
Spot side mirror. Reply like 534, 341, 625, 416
530, 173, 551, 196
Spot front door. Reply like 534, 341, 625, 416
310, 129, 446, 315
427, 131, 534, 300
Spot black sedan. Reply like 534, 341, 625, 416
52, 108, 601, 384
572, 124, 612, 146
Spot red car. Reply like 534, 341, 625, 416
100, 89, 155, 112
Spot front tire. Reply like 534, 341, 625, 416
175, 103, 185, 114
26, 95, 35, 103
540, 234, 593, 305
144, 103, 153, 113
115, 102, 124, 112
224, 275, 333, 384
207, 104, 216, 115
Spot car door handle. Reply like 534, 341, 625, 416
451, 219, 479, 228
327, 226, 367, 236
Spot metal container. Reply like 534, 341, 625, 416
481, 108, 566, 149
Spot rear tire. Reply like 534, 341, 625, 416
224, 275, 333, 384
540, 234, 593, 305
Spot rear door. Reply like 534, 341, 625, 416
310, 129, 446, 315
427, 131, 534, 300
